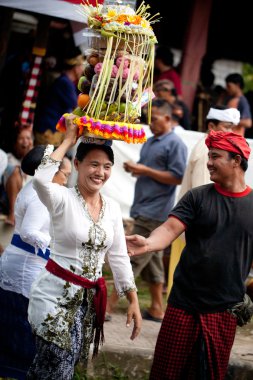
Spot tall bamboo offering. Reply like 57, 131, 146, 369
57, 1, 159, 143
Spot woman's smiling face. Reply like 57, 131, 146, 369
75, 149, 113, 194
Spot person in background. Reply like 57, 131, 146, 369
126, 130, 253, 380
33, 48, 84, 146
170, 104, 186, 133
107, 98, 187, 322
154, 45, 183, 100
161, 104, 186, 294
153, 79, 191, 130
3, 124, 34, 226
225, 72, 252, 136
179, 106, 240, 199
0, 145, 71, 379
0, 149, 8, 179
52, 155, 72, 187
27, 115, 141, 379
0, 149, 8, 253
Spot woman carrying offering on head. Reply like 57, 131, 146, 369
27, 114, 142, 380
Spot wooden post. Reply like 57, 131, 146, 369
180, 0, 213, 113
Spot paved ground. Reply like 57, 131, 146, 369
103, 312, 160, 350
87, 313, 253, 379
103, 313, 253, 362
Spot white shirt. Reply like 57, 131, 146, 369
178, 135, 212, 200
0, 149, 7, 178
28, 153, 136, 350
0, 181, 51, 298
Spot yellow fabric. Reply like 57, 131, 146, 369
167, 235, 185, 296
34, 130, 64, 146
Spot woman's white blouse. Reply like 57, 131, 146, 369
0, 181, 51, 298
28, 153, 136, 350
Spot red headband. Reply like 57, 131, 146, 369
205, 130, 251, 160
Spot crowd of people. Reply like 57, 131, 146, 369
0, 43, 253, 380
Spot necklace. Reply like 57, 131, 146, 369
75, 185, 105, 223
88, 195, 100, 218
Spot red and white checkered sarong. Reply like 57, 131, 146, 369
149, 304, 237, 380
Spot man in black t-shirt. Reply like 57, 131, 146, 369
126, 130, 253, 380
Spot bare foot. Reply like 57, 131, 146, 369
105, 312, 112, 322
142, 310, 163, 322
146, 308, 164, 320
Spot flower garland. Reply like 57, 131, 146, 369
79, 1, 160, 41
56, 113, 147, 144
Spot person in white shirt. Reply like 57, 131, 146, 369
178, 106, 240, 199
3, 125, 34, 226
0, 145, 71, 379
27, 115, 141, 379
0, 148, 8, 253
0, 149, 8, 179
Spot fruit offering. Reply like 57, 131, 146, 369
57, 1, 159, 143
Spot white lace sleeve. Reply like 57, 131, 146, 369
33, 144, 65, 212
19, 191, 51, 253
37, 144, 61, 169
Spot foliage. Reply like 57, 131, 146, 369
242, 63, 253, 93
74, 353, 150, 380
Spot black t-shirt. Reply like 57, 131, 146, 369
169, 183, 253, 313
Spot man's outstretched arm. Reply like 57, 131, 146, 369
126, 216, 186, 256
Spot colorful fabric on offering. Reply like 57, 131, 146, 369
149, 304, 237, 380
56, 113, 147, 144
205, 130, 251, 159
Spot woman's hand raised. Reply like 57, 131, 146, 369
64, 114, 79, 147
50, 114, 79, 162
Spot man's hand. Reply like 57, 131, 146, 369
123, 161, 148, 176
126, 234, 149, 256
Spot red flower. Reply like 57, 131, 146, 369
94, 15, 103, 22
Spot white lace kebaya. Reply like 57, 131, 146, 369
28, 151, 136, 352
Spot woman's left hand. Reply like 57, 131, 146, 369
126, 301, 142, 340
64, 113, 79, 146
